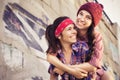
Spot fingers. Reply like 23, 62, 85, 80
80, 69, 88, 74
75, 67, 88, 74
76, 73, 87, 79
72, 68, 88, 79
81, 73, 87, 77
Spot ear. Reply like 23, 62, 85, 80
58, 36, 61, 39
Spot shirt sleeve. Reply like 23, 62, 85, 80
48, 53, 59, 77
72, 41, 89, 53
48, 64, 59, 77
89, 32, 104, 69
48, 64, 54, 74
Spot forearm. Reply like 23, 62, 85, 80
47, 54, 88, 78
71, 62, 97, 72
82, 62, 97, 72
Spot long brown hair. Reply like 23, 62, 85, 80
85, 24, 95, 62
45, 16, 70, 54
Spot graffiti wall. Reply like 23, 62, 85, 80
3, 3, 49, 52
1, 1, 51, 80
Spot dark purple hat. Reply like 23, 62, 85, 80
77, 2, 103, 27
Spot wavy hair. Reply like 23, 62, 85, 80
45, 16, 69, 53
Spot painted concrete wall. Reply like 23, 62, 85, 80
0, 0, 120, 80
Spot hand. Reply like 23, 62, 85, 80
53, 67, 64, 75
70, 67, 88, 79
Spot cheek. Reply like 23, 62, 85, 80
87, 21, 92, 26
75, 19, 79, 25
77, 14, 82, 18
76, 15, 79, 20
61, 33, 69, 39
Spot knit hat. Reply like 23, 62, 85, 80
77, 2, 103, 27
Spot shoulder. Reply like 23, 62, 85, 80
94, 30, 103, 42
94, 30, 102, 38
72, 41, 89, 52
73, 41, 88, 47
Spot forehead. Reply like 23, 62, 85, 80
79, 10, 91, 16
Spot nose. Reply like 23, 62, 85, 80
80, 16, 85, 22
77, 14, 85, 22
73, 28, 77, 34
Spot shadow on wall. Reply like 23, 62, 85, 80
3, 3, 49, 52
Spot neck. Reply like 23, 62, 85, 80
61, 42, 73, 64
61, 43, 72, 54
79, 29, 87, 36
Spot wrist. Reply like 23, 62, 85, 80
64, 65, 73, 74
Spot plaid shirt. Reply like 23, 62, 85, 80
48, 41, 91, 80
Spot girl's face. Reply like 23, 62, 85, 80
76, 10, 92, 30
59, 24, 77, 44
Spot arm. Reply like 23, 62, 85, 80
89, 32, 104, 69
47, 53, 96, 72
47, 53, 88, 78
71, 62, 96, 72
47, 53, 73, 73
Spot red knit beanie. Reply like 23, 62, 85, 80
77, 2, 103, 27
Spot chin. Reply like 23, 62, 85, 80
73, 40, 77, 43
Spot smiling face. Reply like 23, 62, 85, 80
76, 10, 92, 30
59, 23, 77, 45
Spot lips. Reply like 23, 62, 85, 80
76, 20, 86, 29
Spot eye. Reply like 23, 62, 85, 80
68, 27, 72, 30
79, 11, 83, 16
86, 15, 92, 20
